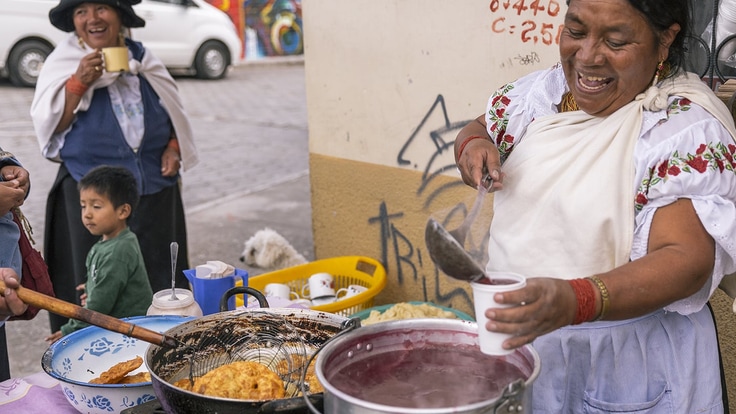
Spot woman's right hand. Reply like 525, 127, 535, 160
74, 50, 105, 86
455, 115, 504, 191
0, 181, 26, 215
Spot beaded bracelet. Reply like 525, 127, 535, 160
568, 278, 597, 325
65, 75, 89, 97
457, 135, 487, 161
587, 275, 610, 321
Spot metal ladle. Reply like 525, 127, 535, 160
169, 241, 179, 301
425, 175, 492, 282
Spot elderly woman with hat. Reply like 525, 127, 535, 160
30, 0, 199, 332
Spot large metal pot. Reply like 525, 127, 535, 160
315, 319, 540, 414
145, 286, 357, 414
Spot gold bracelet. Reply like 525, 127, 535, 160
587, 275, 610, 321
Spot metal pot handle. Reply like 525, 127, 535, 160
493, 379, 526, 414
302, 317, 361, 414
219, 286, 269, 311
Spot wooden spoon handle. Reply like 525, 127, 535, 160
0, 280, 177, 348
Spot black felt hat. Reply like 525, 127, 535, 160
49, 0, 145, 32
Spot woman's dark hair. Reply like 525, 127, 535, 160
566, 0, 691, 79
78, 165, 140, 212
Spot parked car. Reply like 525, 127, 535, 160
0, 0, 243, 87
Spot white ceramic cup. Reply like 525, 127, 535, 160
336, 284, 368, 299
264, 282, 299, 300
470, 272, 527, 356
101, 46, 130, 72
301, 272, 335, 299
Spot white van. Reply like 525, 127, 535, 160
0, 0, 243, 87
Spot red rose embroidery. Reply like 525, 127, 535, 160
496, 107, 506, 117
696, 144, 707, 155
716, 158, 725, 172
667, 165, 681, 176
500, 96, 510, 106
503, 134, 514, 143
657, 162, 668, 178
687, 156, 708, 173
679, 98, 691, 106
491, 95, 501, 105
636, 193, 648, 205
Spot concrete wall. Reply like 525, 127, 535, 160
303, 0, 736, 409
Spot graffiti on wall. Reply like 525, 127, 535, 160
244, 0, 303, 59
368, 95, 483, 309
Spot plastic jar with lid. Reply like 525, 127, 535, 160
147, 288, 203, 317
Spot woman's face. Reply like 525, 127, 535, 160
73, 2, 123, 49
559, 0, 679, 116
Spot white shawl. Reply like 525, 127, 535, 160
30, 33, 198, 171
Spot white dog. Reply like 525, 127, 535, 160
239, 228, 308, 270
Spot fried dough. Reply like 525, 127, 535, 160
193, 361, 285, 401
89, 356, 143, 384
118, 371, 151, 384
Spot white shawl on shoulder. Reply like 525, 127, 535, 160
30, 33, 198, 171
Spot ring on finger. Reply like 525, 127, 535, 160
520, 301, 527, 306
95, 66, 100, 72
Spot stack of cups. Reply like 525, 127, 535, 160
717, 0, 736, 62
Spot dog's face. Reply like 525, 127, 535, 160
239, 232, 265, 266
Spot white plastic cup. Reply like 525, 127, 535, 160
470, 272, 527, 355
717, 0, 736, 61
301, 272, 335, 299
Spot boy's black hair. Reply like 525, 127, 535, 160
78, 165, 140, 212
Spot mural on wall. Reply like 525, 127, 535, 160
206, 0, 303, 60
244, 0, 303, 60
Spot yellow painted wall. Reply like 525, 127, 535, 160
303, 0, 736, 409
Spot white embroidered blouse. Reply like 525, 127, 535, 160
485, 64, 736, 315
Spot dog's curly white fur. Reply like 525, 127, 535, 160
239, 228, 307, 270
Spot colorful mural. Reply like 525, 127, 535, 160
207, 0, 303, 61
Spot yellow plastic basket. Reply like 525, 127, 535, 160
246, 256, 387, 317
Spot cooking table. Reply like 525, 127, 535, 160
0, 371, 317, 413
0, 371, 77, 413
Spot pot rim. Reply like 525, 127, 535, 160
315, 318, 540, 413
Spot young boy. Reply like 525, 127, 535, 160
46, 166, 153, 341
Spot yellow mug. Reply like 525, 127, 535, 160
102, 46, 129, 72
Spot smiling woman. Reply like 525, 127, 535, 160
30, 0, 200, 338
453, 0, 736, 412
0, 0, 242, 87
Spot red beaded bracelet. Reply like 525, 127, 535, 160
457, 135, 487, 160
65, 75, 89, 97
568, 278, 597, 325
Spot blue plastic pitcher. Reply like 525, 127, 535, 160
183, 268, 248, 315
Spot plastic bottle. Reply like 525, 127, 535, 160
147, 288, 203, 317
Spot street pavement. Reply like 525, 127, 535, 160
0, 57, 313, 378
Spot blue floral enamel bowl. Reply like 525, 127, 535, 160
41, 315, 195, 414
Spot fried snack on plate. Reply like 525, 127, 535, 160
118, 371, 151, 384
89, 356, 143, 384
362, 302, 458, 326
193, 361, 285, 400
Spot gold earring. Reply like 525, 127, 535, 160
77, 36, 84, 49
652, 60, 665, 86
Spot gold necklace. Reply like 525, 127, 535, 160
560, 92, 579, 112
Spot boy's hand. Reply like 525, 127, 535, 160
45, 331, 62, 343
76, 283, 87, 307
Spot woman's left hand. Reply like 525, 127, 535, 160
161, 147, 181, 177
0, 268, 27, 318
1, 165, 30, 197
483, 277, 577, 350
